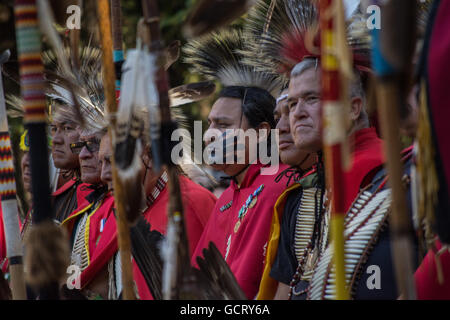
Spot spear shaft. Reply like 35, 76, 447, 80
141, 0, 189, 300
110, 0, 124, 99
319, 0, 349, 300
370, 0, 417, 299
96, 0, 135, 300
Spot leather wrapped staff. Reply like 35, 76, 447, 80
370, 0, 418, 299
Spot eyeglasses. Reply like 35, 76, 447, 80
70, 140, 100, 154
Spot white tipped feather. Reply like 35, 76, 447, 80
116, 44, 160, 174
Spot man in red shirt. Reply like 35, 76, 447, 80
184, 30, 292, 299
79, 131, 216, 299
49, 104, 85, 223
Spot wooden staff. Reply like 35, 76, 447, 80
14, 0, 65, 299
0, 50, 27, 300
96, 0, 135, 300
141, 0, 189, 300
371, 0, 417, 299
319, 0, 349, 300
110, 0, 124, 99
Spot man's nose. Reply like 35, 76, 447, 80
79, 146, 91, 159
52, 128, 64, 144
277, 116, 290, 133
204, 127, 222, 145
101, 165, 111, 182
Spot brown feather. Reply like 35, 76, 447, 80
183, 0, 255, 38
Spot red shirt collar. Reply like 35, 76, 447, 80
229, 162, 266, 190
349, 127, 380, 152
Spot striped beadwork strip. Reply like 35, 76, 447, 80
0, 132, 17, 201
14, 0, 46, 123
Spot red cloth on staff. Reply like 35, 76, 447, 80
415, 239, 450, 300
191, 162, 292, 299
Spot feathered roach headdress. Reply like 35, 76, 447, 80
242, 0, 371, 81
42, 44, 107, 133
183, 28, 283, 97
4, 43, 105, 133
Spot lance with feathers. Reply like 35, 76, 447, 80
140, 0, 190, 300
369, 0, 418, 299
14, 0, 70, 299
0, 49, 27, 300
96, 0, 136, 300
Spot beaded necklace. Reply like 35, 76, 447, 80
288, 186, 329, 299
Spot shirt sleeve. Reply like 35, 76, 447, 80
270, 188, 302, 285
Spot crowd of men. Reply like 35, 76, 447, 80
0, 0, 449, 300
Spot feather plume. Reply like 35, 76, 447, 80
183, 0, 256, 38
4, 43, 105, 132
161, 241, 246, 299
115, 47, 158, 180
130, 216, 165, 300
36, 0, 105, 132
242, 0, 371, 79
183, 28, 283, 97
169, 81, 216, 107
241, 0, 318, 78
164, 40, 181, 70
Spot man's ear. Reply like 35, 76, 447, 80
350, 96, 363, 121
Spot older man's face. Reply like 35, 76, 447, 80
288, 68, 322, 153
99, 133, 113, 190
77, 132, 102, 185
21, 151, 31, 193
275, 89, 310, 166
50, 120, 80, 170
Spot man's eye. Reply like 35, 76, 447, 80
288, 101, 297, 111
64, 126, 73, 131
306, 96, 319, 104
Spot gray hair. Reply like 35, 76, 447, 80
290, 58, 369, 126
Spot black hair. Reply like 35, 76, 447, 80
218, 86, 276, 158
218, 86, 276, 129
